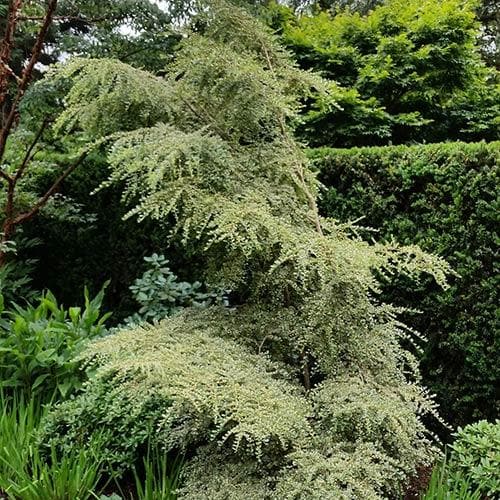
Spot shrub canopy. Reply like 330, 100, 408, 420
273, 0, 500, 146
41, 2, 451, 497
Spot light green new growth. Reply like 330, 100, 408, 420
42, 1, 452, 498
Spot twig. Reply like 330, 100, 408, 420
0, 61, 22, 85
14, 118, 51, 182
0, 169, 12, 184
12, 151, 87, 226
0, 0, 58, 163
19, 15, 108, 23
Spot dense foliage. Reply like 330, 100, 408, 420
448, 420, 500, 496
36, 2, 453, 497
272, 0, 500, 146
313, 141, 499, 426
0, 285, 110, 399
0, 0, 498, 497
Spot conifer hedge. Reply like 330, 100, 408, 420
312, 141, 499, 428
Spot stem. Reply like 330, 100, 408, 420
12, 151, 87, 227
0, 0, 58, 266
0, 0, 58, 164
260, 41, 323, 236
0, 0, 23, 109
14, 118, 50, 181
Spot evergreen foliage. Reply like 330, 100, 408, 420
41, 2, 452, 497
125, 253, 228, 325
448, 420, 500, 496
0, 0, 180, 75
313, 141, 499, 426
273, 0, 500, 146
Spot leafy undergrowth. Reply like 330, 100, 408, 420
0, 392, 182, 500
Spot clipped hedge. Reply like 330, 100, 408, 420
311, 141, 499, 429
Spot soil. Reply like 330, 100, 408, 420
404, 464, 433, 499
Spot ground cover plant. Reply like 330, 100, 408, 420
35, 2, 455, 498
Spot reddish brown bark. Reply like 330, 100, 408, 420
0, 0, 63, 266
0, 0, 23, 110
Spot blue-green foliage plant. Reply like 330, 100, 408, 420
125, 253, 228, 325
0, 284, 111, 400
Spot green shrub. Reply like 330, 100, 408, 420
312, 140, 499, 427
40, 3, 452, 497
448, 420, 500, 497
40, 317, 314, 472
0, 285, 111, 400
124, 253, 228, 326
275, 0, 500, 147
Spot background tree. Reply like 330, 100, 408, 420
478, 0, 499, 68
0, 0, 74, 265
0, 0, 183, 304
272, 0, 499, 147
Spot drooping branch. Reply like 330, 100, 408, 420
19, 15, 109, 23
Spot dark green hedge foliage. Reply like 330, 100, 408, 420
312, 141, 499, 428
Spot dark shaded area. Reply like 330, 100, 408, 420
19, 153, 196, 324
313, 141, 500, 429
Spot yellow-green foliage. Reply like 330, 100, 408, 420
278, 0, 499, 146
42, 317, 312, 468
41, 1, 452, 497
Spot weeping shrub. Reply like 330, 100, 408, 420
40, 2, 451, 497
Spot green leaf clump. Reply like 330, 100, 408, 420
0, 285, 110, 400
